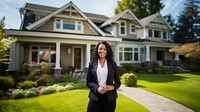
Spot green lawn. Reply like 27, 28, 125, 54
137, 72, 200, 112
0, 89, 149, 112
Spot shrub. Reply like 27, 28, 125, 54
0, 76, 14, 90
27, 69, 40, 80
55, 86, 66, 92
117, 66, 126, 76
153, 65, 172, 74
12, 89, 25, 99
37, 74, 49, 86
41, 87, 56, 95
121, 63, 134, 72
0, 90, 5, 97
65, 84, 75, 90
40, 62, 53, 74
19, 63, 30, 75
73, 83, 86, 89
25, 89, 37, 98
121, 73, 137, 87
17, 80, 37, 90
65, 65, 75, 73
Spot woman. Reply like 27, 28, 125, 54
86, 41, 121, 112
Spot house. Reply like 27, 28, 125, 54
5, 1, 179, 73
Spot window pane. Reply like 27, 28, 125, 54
124, 52, 132, 61
63, 22, 75, 30
124, 48, 132, 51
148, 30, 152, 37
39, 50, 49, 63
50, 50, 56, 63
77, 24, 81, 31
154, 30, 161, 38
119, 52, 123, 61
119, 47, 123, 52
134, 52, 138, 61
163, 31, 167, 39
32, 51, 38, 62
121, 27, 125, 34
134, 48, 138, 51
56, 23, 61, 29
131, 25, 135, 33
121, 22, 125, 26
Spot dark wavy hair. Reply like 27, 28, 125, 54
93, 41, 114, 62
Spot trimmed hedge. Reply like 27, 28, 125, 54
121, 73, 137, 87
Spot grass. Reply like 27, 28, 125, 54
0, 89, 149, 112
137, 72, 200, 112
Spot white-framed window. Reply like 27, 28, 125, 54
130, 24, 136, 34
119, 21, 126, 36
54, 19, 83, 33
163, 31, 167, 39
154, 30, 161, 38
30, 45, 56, 66
119, 47, 139, 62
148, 29, 152, 37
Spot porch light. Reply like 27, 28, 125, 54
67, 48, 71, 54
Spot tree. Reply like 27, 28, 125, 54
164, 14, 176, 40
0, 16, 15, 64
169, 43, 200, 59
173, 0, 200, 43
114, 0, 164, 19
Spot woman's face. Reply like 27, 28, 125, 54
98, 44, 107, 59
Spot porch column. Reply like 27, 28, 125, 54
55, 42, 61, 69
85, 43, 91, 68
114, 42, 120, 66
175, 53, 180, 61
145, 45, 150, 61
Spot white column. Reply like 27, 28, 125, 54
145, 45, 150, 61
8, 42, 17, 71
143, 28, 146, 39
114, 42, 120, 66
175, 53, 180, 61
55, 42, 61, 69
85, 44, 91, 68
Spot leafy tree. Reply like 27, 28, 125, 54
174, 0, 200, 43
0, 16, 15, 64
169, 43, 200, 59
114, 0, 164, 19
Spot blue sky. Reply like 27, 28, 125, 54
0, 0, 186, 29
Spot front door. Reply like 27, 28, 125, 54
156, 51, 165, 65
73, 47, 83, 71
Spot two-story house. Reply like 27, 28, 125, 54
5, 1, 179, 73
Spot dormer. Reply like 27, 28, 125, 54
100, 9, 144, 38
139, 12, 172, 40
20, 2, 105, 36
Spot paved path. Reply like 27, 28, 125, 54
118, 85, 194, 112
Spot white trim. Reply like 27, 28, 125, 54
119, 20, 126, 36
5, 30, 122, 42
130, 24, 136, 34
72, 46, 83, 71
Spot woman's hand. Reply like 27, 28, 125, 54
106, 85, 114, 91
97, 86, 107, 94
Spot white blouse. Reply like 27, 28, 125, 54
97, 59, 108, 87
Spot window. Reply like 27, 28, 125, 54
54, 19, 83, 33
119, 21, 126, 36
31, 46, 56, 65
134, 48, 138, 61
148, 30, 152, 37
130, 24, 136, 34
119, 47, 139, 62
154, 30, 161, 38
163, 31, 167, 39
63, 21, 75, 30
124, 48, 133, 61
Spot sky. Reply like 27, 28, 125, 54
0, 0, 187, 29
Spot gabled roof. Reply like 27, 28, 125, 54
26, 2, 106, 36
100, 9, 144, 28
140, 12, 172, 30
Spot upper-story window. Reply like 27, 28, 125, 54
163, 31, 167, 39
148, 30, 152, 37
54, 19, 83, 33
154, 30, 161, 38
130, 24, 136, 34
119, 21, 126, 36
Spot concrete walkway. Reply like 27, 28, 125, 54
118, 85, 194, 112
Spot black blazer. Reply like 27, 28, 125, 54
86, 60, 121, 102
